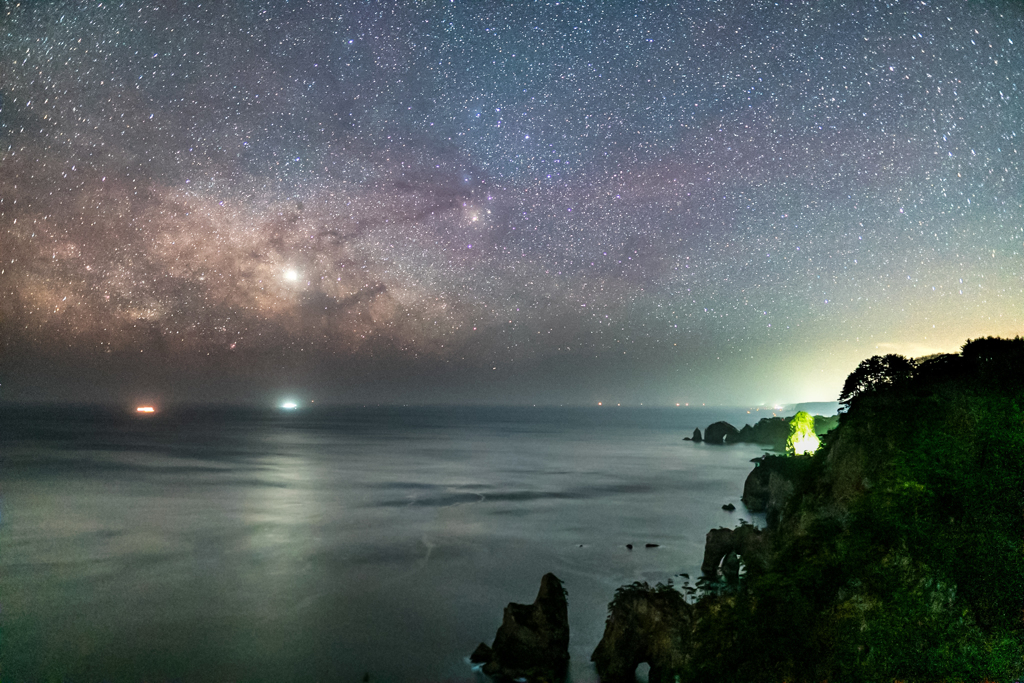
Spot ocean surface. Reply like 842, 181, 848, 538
0, 405, 771, 682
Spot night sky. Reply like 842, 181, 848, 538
2, 0, 1022, 407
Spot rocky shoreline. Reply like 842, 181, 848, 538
471, 423, 815, 682
471, 337, 1024, 682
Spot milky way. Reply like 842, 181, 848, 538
2, 0, 1022, 406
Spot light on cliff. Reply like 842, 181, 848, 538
786, 411, 820, 455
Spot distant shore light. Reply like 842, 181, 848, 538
280, 402, 298, 410
136, 406, 155, 413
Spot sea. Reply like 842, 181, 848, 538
0, 405, 772, 682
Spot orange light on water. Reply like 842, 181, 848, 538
136, 406, 156, 413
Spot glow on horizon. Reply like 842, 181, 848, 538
280, 401, 298, 410
136, 406, 155, 413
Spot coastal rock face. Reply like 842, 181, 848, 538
742, 461, 772, 512
720, 551, 741, 583
591, 583, 693, 683
690, 427, 702, 442
765, 469, 796, 526
701, 524, 766, 577
735, 416, 789, 451
601, 339, 1024, 682
703, 421, 739, 445
471, 573, 570, 682
741, 454, 815, 528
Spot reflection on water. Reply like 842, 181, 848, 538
0, 406, 765, 682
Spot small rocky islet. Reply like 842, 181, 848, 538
472, 336, 1024, 682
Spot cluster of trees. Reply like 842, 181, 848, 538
680, 337, 1024, 681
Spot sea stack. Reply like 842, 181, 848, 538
471, 573, 570, 682
591, 583, 693, 681
703, 421, 740, 444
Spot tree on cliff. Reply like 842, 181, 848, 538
837, 353, 915, 408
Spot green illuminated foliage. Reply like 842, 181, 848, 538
677, 337, 1024, 683
785, 411, 819, 455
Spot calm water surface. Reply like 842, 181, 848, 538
0, 405, 768, 682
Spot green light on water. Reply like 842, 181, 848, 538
786, 411, 820, 455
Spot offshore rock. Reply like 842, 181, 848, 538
687, 427, 702, 442
701, 525, 767, 577
703, 421, 740, 445
734, 416, 790, 451
473, 573, 570, 682
592, 583, 693, 683
470, 643, 493, 665
721, 551, 741, 583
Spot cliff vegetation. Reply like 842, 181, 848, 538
600, 336, 1024, 682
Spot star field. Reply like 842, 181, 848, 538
2, 0, 1022, 406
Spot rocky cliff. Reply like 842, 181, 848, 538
471, 573, 570, 682
595, 336, 1024, 683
